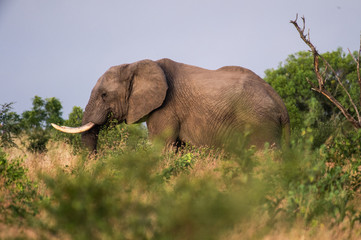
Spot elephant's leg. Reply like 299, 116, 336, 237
146, 110, 180, 149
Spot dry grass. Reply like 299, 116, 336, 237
2, 141, 361, 240
5, 140, 79, 177
222, 220, 361, 240
1, 140, 80, 240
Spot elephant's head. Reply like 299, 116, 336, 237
52, 60, 168, 151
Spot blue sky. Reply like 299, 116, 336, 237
1, 0, 361, 117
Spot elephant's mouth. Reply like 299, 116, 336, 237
51, 122, 96, 134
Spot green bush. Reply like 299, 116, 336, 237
263, 138, 361, 229
161, 152, 194, 180
41, 141, 160, 239
97, 120, 148, 152
21, 96, 64, 153
26, 129, 50, 153
21, 96, 63, 130
265, 49, 359, 137
0, 102, 21, 147
40, 133, 264, 239
0, 148, 39, 224
326, 129, 361, 161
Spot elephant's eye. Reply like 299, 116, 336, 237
101, 93, 107, 100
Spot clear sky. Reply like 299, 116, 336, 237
1, 0, 361, 117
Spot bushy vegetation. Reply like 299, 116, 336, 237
265, 48, 360, 147
2, 126, 361, 239
0, 148, 39, 225
1, 47, 361, 239
0, 96, 84, 153
0, 102, 21, 147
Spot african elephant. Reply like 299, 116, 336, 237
52, 58, 290, 151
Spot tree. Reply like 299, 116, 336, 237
21, 96, 63, 130
290, 15, 361, 130
265, 49, 359, 132
45, 97, 63, 129
0, 103, 21, 147
21, 96, 64, 152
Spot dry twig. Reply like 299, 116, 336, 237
290, 14, 361, 129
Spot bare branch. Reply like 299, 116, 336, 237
290, 15, 324, 89
290, 15, 361, 129
306, 77, 318, 91
319, 54, 360, 123
321, 64, 328, 79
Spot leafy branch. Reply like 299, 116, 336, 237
0, 102, 21, 147
290, 14, 361, 129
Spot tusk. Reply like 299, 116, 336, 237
51, 122, 95, 134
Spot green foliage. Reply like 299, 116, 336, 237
21, 96, 64, 152
326, 129, 361, 161
21, 96, 46, 130
27, 130, 50, 153
0, 102, 21, 147
41, 142, 160, 239
220, 132, 258, 189
44, 97, 64, 128
265, 49, 359, 138
21, 96, 63, 130
97, 120, 148, 152
39, 133, 263, 239
42, 164, 122, 239
161, 153, 194, 180
262, 136, 361, 229
0, 148, 39, 224
155, 177, 252, 240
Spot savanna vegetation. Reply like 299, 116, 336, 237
1, 19, 361, 239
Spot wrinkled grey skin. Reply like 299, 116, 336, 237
81, 58, 290, 151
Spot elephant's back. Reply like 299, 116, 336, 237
158, 60, 289, 147
211, 67, 289, 145
174, 63, 287, 122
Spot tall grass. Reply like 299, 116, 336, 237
1, 126, 361, 239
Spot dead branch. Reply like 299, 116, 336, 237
290, 14, 361, 129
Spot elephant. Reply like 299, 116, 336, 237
52, 58, 290, 151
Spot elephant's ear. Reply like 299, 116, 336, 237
126, 60, 168, 124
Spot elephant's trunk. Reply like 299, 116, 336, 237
81, 125, 101, 152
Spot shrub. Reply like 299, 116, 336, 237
0, 148, 39, 224
40, 133, 261, 239
161, 152, 194, 180
263, 140, 361, 228
40, 141, 161, 239
0, 102, 21, 147
27, 129, 50, 153
97, 120, 148, 152
326, 129, 361, 162
21, 96, 64, 153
